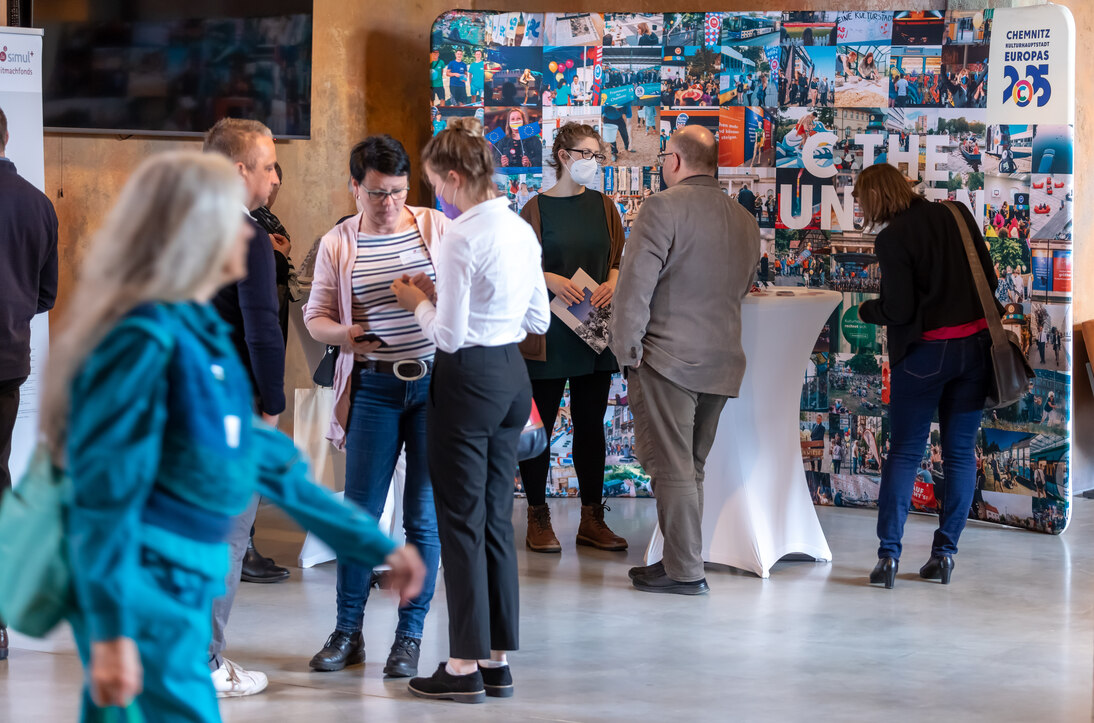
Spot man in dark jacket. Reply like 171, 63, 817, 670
0, 106, 56, 496
737, 183, 756, 216
202, 118, 288, 698
0, 105, 58, 661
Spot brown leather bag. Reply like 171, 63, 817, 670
517, 332, 547, 362
943, 201, 1034, 409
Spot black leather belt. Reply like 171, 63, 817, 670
356, 358, 432, 381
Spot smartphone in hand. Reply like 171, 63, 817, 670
354, 333, 388, 347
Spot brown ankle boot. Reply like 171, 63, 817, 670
576, 504, 628, 551
526, 504, 561, 553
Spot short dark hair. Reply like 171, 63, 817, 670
0, 106, 7, 151
274, 162, 283, 182
350, 135, 411, 183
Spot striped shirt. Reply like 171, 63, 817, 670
351, 229, 436, 362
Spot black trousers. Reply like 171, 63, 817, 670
0, 376, 25, 499
518, 372, 612, 507
428, 345, 529, 659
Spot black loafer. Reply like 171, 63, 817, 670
631, 570, 709, 595
241, 541, 290, 583
310, 630, 364, 672
479, 665, 514, 698
409, 663, 485, 704
383, 635, 421, 678
628, 561, 664, 581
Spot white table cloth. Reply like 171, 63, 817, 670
645, 288, 842, 578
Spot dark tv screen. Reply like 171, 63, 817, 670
37, 2, 313, 138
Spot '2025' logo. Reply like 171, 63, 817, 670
1002, 64, 1051, 108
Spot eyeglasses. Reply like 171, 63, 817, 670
362, 187, 410, 202
565, 148, 607, 164
656, 151, 677, 167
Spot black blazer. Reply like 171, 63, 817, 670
859, 198, 1002, 364
212, 214, 286, 415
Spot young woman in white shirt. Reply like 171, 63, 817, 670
391, 117, 550, 704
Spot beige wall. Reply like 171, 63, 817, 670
15, 1, 1090, 320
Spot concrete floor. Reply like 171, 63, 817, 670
3, 497, 1093, 722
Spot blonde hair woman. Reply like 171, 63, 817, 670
391, 117, 550, 703
49, 151, 424, 721
853, 163, 998, 590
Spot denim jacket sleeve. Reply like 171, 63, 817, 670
250, 422, 397, 568
66, 321, 172, 642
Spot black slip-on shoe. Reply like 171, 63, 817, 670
409, 663, 486, 704
309, 630, 364, 672
628, 561, 665, 581
383, 635, 421, 678
478, 665, 514, 698
631, 570, 709, 595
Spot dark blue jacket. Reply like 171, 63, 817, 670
737, 187, 756, 214
212, 214, 285, 415
0, 157, 58, 380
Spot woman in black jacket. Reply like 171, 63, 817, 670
853, 163, 998, 589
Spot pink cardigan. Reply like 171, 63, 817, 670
303, 206, 450, 450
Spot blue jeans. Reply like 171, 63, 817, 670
338, 367, 440, 639
877, 332, 990, 560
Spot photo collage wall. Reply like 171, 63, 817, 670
429, 9, 1074, 531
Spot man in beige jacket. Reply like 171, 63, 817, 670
611, 126, 760, 595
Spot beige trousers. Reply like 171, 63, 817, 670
628, 365, 728, 582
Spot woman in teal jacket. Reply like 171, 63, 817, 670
41, 151, 425, 723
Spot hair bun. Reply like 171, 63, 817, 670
449, 116, 484, 137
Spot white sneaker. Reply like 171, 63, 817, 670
211, 658, 269, 698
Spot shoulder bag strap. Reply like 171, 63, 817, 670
941, 201, 1007, 349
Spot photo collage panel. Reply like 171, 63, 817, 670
430, 10, 1072, 528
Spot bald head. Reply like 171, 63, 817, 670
670, 126, 717, 174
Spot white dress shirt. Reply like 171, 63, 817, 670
415, 195, 550, 353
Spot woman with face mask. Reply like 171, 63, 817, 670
516, 122, 629, 554
493, 108, 543, 168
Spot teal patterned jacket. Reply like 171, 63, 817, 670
65, 301, 395, 643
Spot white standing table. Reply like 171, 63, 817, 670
645, 288, 842, 578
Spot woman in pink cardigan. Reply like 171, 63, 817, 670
303, 136, 448, 679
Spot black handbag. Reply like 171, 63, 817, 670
312, 345, 339, 388
943, 201, 1034, 409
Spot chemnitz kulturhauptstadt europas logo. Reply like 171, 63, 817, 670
1001, 28, 1052, 108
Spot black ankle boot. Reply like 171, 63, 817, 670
310, 630, 364, 672
869, 557, 898, 589
241, 539, 290, 583
919, 554, 954, 584
384, 635, 421, 678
